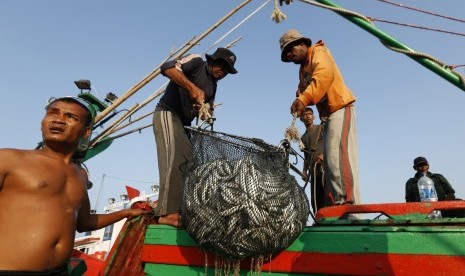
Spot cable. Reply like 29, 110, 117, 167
375, 0, 465, 24
368, 17, 465, 38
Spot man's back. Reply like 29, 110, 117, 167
0, 148, 87, 271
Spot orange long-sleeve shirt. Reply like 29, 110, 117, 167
297, 41, 355, 118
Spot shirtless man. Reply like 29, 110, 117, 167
0, 97, 146, 274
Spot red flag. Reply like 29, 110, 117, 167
126, 185, 140, 200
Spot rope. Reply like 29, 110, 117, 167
368, 17, 465, 38
375, 0, 465, 24
284, 113, 305, 150
204, 0, 271, 54
198, 102, 212, 121
297, 0, 465, 86
298, 0, 373, 23
272, 0, 288, 23
381, 42, 465, 85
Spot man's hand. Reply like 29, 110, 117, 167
190, 87, 205, 112
316, 153, 324, 164
301, 171, 309, 182
291, 98, 305, 116
126, 208, 149, 220
279, 0, 293, 6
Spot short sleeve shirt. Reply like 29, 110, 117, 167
157, 54, 217, 126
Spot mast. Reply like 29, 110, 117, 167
301, 0, 465, 91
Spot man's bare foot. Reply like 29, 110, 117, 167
157, 212, 180, 227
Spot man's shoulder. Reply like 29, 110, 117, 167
308, 124, 323, 135
179, 54, 203, 64
0, 148, 29, 158
430, 172, 444, 177
0, 149, 35, 174
406, 177, 417, 185
430, 173, 447, 181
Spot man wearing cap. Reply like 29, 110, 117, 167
405, 156, 456, 202
279, 29, 360, 206
153, 47, 238, 227
0, 97, 146, 274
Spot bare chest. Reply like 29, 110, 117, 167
3, 159, 87, 205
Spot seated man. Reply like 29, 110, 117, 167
405, 156, 464, 218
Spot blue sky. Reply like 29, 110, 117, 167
1, 0, 464, 213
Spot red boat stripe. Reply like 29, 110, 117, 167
141, 244, 465, 275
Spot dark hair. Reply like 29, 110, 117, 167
301, 107, 314, 115
46, 97, 93, 127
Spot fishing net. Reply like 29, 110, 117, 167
181, 128, 310, 260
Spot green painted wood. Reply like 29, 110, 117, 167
287, 227, 465, 255
144, 263, 317, 276
145, 224, 465, 256
145, 225, 198, 246
68, 258, 87, 276
82, 136, 113, 162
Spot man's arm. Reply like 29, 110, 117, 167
298, 47, 334, 107
405, 180, 414, 202
0, 150, 6, 191
76, 192, 147, 233
436, 174, 456, 200
0, 149, 17, 191
163, 67, 205, 105
161, 55, 205, 107
302, 158, 309, 181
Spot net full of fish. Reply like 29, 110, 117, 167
182, 128, 310, 260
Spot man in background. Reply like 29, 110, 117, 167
300, 107, 325, 213
405, 156, 456, 202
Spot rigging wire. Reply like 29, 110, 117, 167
204, 0, 271, 54
104, 174, 157, 184
367, 17, 465, 38
375, 0, 465, 24
298, 0, 465, 85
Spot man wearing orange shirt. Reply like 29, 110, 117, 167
279, 29, 360, 206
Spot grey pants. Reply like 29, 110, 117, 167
153, 110, 191, 216
324, 105, 361, 205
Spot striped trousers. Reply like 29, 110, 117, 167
324, 105, 361, 205
153, 110, 191, 216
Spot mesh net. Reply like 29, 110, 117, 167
181, 128, 310, 260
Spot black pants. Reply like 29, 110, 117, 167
310, 163, 326, 214
0, 266, 68, 276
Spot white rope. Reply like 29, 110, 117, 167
284, 113, 305, 150
272, 0, 288, 23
